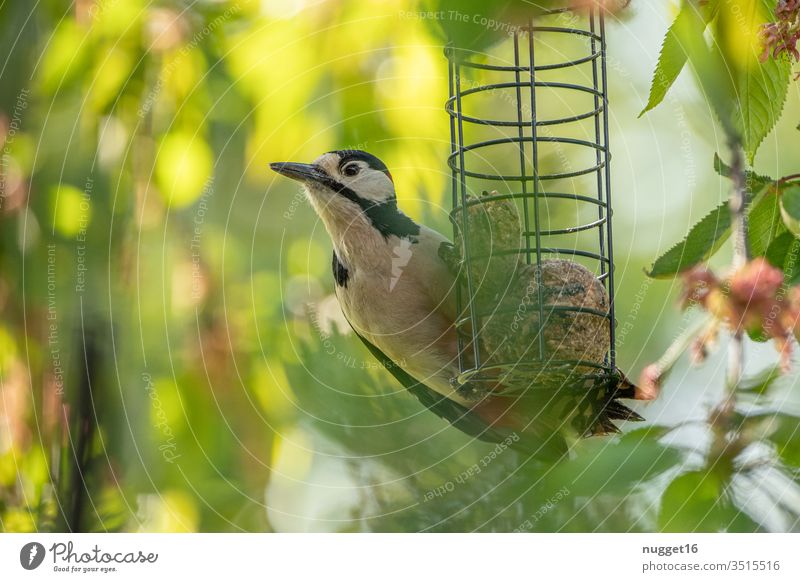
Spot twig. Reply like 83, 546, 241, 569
777, 173, 800, 184
728, 144, 750, 271
722, 142, 750, 415
655, 314, 712, 376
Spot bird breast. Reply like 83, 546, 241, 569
335, 231, 466, 403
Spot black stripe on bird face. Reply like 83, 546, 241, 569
271, 153, 418, 239
314, 169, 420, 240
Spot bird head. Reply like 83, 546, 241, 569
271, 150, 418, 240
272, 149, 394, 206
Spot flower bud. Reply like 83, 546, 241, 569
636, 364, 661, 401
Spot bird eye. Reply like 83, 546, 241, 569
343, 164, 360, 177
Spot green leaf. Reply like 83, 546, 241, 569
716, 0, 793, 162
766, 414, 800, 467
679, 9, 738, 129
747, 190, 786, 341
763, 227, 800, 321
779, 185, 800, 239
647, 155, 777, 278
764, 230, 794, 267
781, 185, 800, 221
784, 238, 800, 285
659, 470, 740, 532
619, 425, 672, 444
546, 438, 680, 497
640, 1, 720, 116
732, 53, 792, 164
647, 201, 733, 278
748, 191, 785, 258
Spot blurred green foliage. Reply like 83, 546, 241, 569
0, 0, 798, 533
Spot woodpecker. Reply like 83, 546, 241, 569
271, 150, 642, 460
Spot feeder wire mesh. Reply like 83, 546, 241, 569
445, 8, 618, 399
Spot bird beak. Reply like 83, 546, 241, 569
270, 162, 322, 183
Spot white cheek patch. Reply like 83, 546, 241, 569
350, 170, 394, 203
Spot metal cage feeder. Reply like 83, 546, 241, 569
446, 8, 616, 394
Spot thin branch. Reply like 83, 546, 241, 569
722, 141, 749, 415
777, 173, 800, 184
655, 314, 712, 375
728, 143, 750, 271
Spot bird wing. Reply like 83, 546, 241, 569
348, 327, 567, 460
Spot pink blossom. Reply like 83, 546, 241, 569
636, 364, 661, 401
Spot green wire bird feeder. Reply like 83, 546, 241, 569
445, 7, 619, 405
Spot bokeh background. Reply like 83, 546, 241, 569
1, 0, 799, 532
